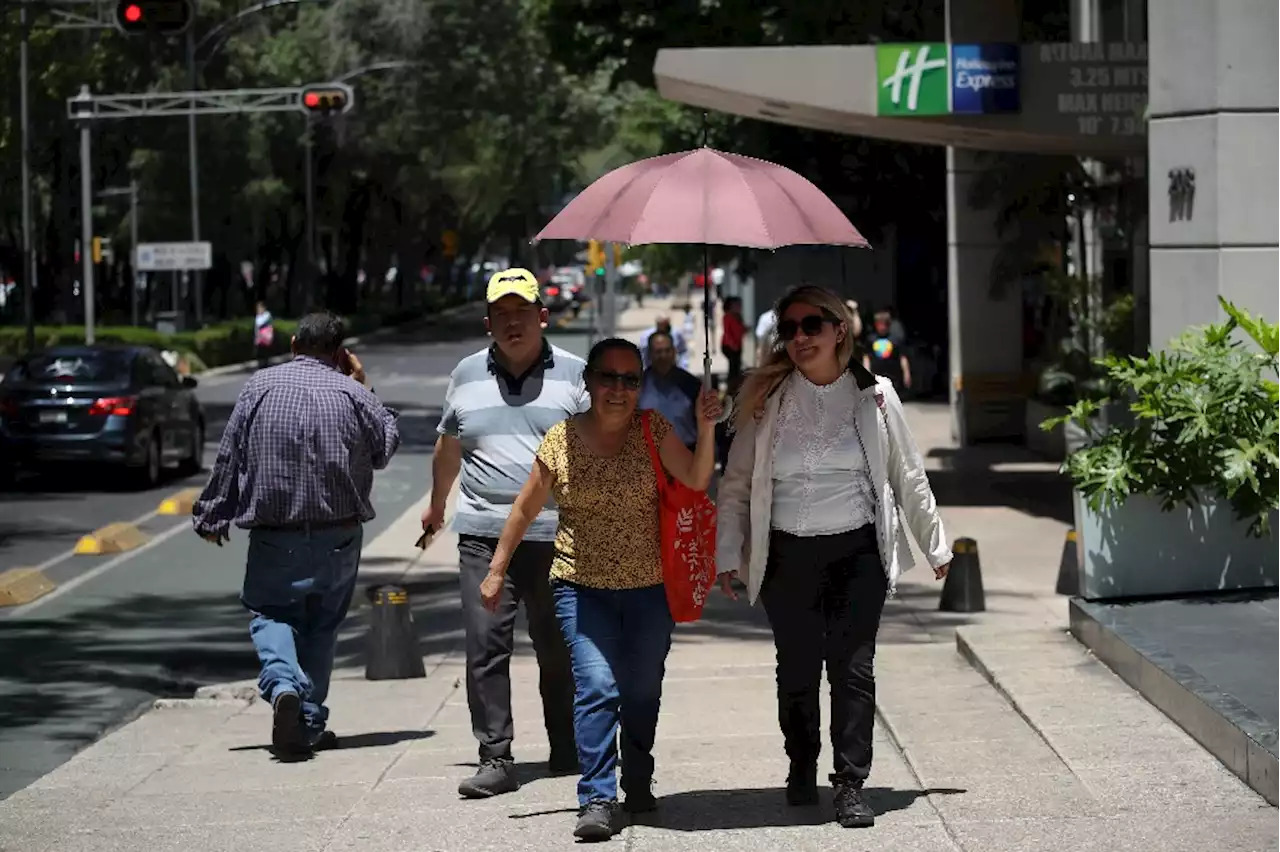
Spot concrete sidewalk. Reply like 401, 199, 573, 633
1, 406, 1274, 852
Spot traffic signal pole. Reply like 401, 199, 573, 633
78, 102, 94, 345
186, 23, 202, 325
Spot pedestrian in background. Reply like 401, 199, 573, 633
716, 285, 951, 829
422, 267, 586, 799
193, 311, 401, 757
253, 301, 274, 370
863, 306, 911, 394
638, 330, 701, 451
721, 296, 746, 385
639, 314, 689, 371
484, 338, 721, 841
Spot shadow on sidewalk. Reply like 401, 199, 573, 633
925, 445, 1073, 525
0, 585, 462, 736
226, 729, 436, 754
627, 785, 965, 830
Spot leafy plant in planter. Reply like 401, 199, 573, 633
1045, 298, 1279, 537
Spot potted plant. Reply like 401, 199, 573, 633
1045, 298, 1279, 599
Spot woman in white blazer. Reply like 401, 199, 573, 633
716, 285, 952, 829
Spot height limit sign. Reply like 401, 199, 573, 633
136, 241, 212, 272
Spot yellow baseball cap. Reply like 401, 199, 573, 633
486, 267, 540, 304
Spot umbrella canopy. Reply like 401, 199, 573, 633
535, 147, 870, 249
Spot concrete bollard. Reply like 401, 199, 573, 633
938, 537, 986, 612
1055, 529, 1080, 596
365, 585, 427, 681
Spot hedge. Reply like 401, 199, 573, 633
0, 300, 455, 372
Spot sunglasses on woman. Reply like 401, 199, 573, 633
592, 369, 642, 391
776, 314, 837, 342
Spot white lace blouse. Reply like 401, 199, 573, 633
770, 370, 877, 536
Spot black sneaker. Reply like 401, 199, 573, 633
622, 786, 658, 814
270, 692, 305, 756
833, 783, 875, 828
785, 763, 819, 806
573, 800, 618, 841
309, 730, 339, 752
457, 758, 520, 798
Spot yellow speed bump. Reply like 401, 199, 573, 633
157, 487, 202, 516
0, 568, 57, 607
74, 522, 150, 555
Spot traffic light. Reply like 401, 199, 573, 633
300, 84, 354, 117
92, 237, 103, 264
587, 240, 605, 276
113, 0, 193, 35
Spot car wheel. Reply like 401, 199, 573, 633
180, 421, 204, 475
134, 431, 162, 490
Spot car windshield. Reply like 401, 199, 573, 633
6, 352, 132, 384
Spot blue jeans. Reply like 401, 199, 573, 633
553, 580, 674, 806
240, 524, 363, 738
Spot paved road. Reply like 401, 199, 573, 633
0, 327, 594, 799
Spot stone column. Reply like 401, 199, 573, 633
945, 0, 1025, 444
1147, 0, 1279, 347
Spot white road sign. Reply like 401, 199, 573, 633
136, 242, 212, 272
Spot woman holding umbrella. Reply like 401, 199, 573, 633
481, 337, 722, 841
716, 285, 952, 829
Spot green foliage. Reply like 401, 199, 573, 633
1044, 298, 1280, 537
1033, 271, 1134, 407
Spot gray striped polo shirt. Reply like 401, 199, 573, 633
439, 341, 589, 541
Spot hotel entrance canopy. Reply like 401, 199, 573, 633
654, 43, 1148, 156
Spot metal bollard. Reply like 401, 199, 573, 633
365, 585, 427, 681
938, 537, 986, 612
1055, 529, 1080, 596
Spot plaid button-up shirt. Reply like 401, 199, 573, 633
193, 356, 400, 537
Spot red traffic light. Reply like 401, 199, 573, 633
114, 0, 193, 34
300, 84, 354, 116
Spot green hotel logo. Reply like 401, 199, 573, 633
877, 43, 949, 116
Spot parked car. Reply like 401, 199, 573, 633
0, 345, 206, 488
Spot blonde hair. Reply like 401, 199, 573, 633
734, 285, 856, 431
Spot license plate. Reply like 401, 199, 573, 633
38, 410, 68, 424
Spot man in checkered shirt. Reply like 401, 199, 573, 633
194, 311, 400, 756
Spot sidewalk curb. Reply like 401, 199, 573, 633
197, 300, 484, 379
192, 681, 259, 702
153, 696, 252, 711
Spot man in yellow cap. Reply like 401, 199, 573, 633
423, 267, 588, 798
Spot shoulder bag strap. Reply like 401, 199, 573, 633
641, 411, 666, 495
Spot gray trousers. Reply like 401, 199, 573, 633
458, 534, 576, 761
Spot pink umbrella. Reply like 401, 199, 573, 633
534, 146, 869, 388
534, 147, 870, 249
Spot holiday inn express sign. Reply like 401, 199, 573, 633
877, 43, 1022, 116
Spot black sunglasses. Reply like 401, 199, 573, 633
591, 369, 642, 391
776, 314, 838, 342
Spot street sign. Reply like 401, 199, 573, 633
136, 241, 211, 271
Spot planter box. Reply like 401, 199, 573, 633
1025, 398, 1068, 460
1073, 492, 1279, 600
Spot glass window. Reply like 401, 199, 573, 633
6, 352, 132, 384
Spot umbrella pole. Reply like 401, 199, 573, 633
703, 242, 712, 390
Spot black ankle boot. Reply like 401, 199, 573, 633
785, 763, 819, 806
833, 782, 875, 827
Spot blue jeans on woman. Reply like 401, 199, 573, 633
552, 580, 675, 806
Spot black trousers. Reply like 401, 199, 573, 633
458, 535, 576, 761
722, 344, 743, 385
759, 526, 888, 786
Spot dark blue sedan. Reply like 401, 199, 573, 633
0, 345, 206, 488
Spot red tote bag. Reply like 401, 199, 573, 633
641, 412, 718, 623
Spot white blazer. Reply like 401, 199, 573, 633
717, 366, 953, 605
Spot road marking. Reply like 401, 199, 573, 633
6, 520, 191, 617
0, 568, 57, 607
74, 522, 151, 555
22, 506, 164, 576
